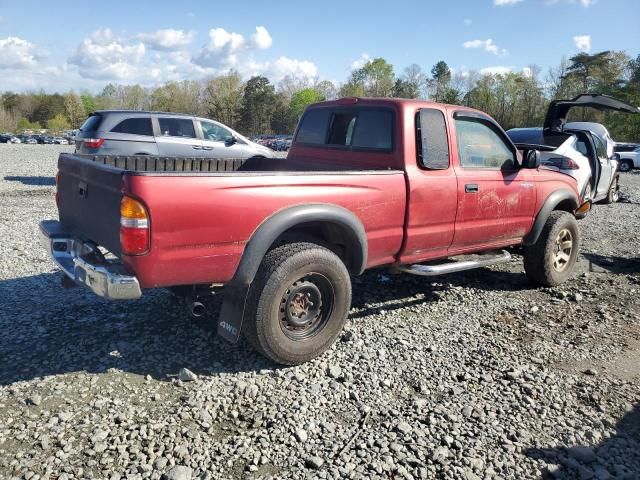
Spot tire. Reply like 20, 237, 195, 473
523, 211, 580, 287
600, 175, 620, 204
243, 242, 352, 365
618, 160, 633, 173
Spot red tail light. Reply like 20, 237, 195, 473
543, 157, 580, 170
83, 138, 104, 149
561, 158, 580, 170
120, 196, 150, 255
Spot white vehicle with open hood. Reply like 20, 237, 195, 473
508, 94, 640, 204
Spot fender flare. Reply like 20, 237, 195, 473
218, 204, 368, 343
522, 189, 578, 246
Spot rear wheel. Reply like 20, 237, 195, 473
243, 242, 352, 365
523, 211, 579, 287
600, 175, 620, 204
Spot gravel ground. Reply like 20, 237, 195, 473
0, 144, 638, 480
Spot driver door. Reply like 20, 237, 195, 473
197, 120, 245, 159
451, 114, 535, 250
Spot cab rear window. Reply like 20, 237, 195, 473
295, 107, 393, 151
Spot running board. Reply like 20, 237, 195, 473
396, 250, 512, 277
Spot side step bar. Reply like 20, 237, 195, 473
396, 250, 512, 277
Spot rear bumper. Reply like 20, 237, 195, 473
40, 220, 142, 300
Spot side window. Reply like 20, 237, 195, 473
110, 117, 153, 136
593, 136, 607, 158
201, 121, 233, 142
417, 108, 449, 169
455, 119, 515, 169
158, 118, 196, 138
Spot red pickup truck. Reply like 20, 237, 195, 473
41, 98, 589, 365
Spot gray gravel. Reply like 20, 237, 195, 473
0, 144, 638, 479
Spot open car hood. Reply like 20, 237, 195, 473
544, 94, 640, 132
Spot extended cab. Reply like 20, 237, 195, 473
41, 98, 589, 365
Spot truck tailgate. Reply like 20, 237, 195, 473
57, 154, 123, 255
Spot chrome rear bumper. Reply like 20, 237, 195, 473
40, 220, 142, 300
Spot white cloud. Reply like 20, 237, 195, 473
138, 29, 194, 51
251, 26, 272, 49
494, 0, 523, 5
193, 26, 316, 82
463, 39, 507, 56
573, 34, 591, 52
521, 66, 533, 77
480, 66, 513, 75
68, 28, 145, 80
463, 18, 472, 25
350, 53, 371, 71
0, 36, 38, 68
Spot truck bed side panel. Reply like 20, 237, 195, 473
122, 172, 407, 288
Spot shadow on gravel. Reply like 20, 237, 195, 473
0, 272, 272, 386
525, 403, 640, 479
4, 175, 56, 186
349, 267, 530, 319
0, 264, 537, 386
582, 252, 640, 274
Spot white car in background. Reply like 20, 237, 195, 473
613, 143, 640, 172
508, 94, 639, 203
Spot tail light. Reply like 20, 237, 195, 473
120, 196, 150, 255
83, 138, 104, 149
543, 157, 580, 170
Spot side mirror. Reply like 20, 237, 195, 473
524, 150, 541, 169
226, 135, 237, 145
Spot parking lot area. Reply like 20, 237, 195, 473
0, 145, 638, 479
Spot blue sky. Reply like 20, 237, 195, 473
0, 0, 638, 92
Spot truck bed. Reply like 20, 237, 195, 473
56, 153, 407, 288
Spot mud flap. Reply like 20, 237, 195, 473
217, 285, 248, 343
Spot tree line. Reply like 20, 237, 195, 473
1, 50, 638, 141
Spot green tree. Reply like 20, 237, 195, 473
80, 93, 97, 115
430, 61, 452, 102
289, 88, 324, 118
17, 117, 41, 131
64, 92, 86, 129
47, 113, 70, 132
240, 76, 276, 135
203, 72, 244, 129
341, 58, 395, 98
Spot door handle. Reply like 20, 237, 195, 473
202, 146, 213, 151
192, 145, 201, 150
465, 184, 479, 193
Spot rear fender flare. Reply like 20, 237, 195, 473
218, 204, 367, 343
522, 189, 578, 246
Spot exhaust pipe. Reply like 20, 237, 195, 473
189, 300, 206, 318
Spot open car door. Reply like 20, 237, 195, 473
544, 94, 640, 132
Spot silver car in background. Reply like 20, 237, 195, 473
75, 111, 274, 159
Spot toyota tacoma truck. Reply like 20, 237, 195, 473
41, 98, 590, 365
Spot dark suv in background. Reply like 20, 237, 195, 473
76, 111, 273, 159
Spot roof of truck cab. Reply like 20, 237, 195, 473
308, 97, 485, 114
